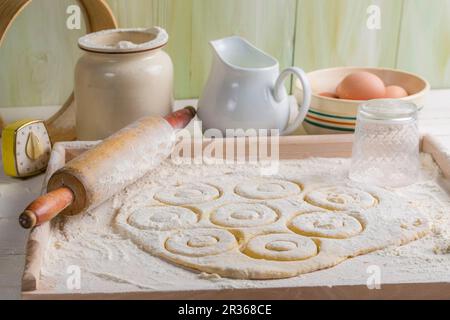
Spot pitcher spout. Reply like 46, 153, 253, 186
210, 36, 278, 71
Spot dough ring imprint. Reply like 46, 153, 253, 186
128, 206, 198, 231
244, 233, 317, 261
305, 186, 376, 210
235, 179, 301, 200
289, 212, 363, 239
154, 183, 220, 205
165, 228, 237, 257
211, 203, 278, 228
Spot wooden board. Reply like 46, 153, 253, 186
21, 134, 450, 299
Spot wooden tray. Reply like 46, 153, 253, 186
21, 135, 450, 299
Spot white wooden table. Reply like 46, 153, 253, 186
1, 93, 450, 299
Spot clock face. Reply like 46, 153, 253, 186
15, 121, 51, 176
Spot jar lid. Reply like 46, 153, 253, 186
358, 99, 418, 123
78, 27, 168, 53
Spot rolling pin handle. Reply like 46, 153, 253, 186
164, 106, 196, 130
19, 187, 75, 229
19, 210, 37, 229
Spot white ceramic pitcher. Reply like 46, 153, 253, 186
197, 36, 311, 135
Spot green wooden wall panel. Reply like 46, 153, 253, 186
396, 0, 450, 88
1, 0, 450, 109
0, 0, 86, 107
294, 0, 404, 72
190, 0, 297, 97
106, 0, 193, 99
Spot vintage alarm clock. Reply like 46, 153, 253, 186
2, 119, 52, 178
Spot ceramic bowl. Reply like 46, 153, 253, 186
293, 67, 430, 134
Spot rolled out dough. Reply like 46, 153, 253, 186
305, 186, 377, 210
211, 203, 278, 228
154, 182, 220, 205
234, 179, 301, 200
289, 212, 363, 239
128, 205, 198, 231
115, 177, 429, 280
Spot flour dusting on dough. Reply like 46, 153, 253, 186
40, 154, 450, 293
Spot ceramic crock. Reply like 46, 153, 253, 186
75, 27, 173, 140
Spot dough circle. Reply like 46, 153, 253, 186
210, 203, 278, 228
235, 179, 301, 200
128, 206, 198, 231
289, 212, 363, 239
244, 233, 317, 261
305, 186, 376, 210
165, 228, 237, 257
154, 183, 220, 205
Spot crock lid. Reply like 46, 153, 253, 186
78, 26, 168, 53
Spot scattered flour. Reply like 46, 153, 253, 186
40, 154, 450, 293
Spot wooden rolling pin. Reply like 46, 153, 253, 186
19, 107, 196, 229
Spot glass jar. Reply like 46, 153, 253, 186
349, 99, 420, 188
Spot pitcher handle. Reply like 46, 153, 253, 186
274, 67, 311, 135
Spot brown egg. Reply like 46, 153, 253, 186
336, 83, 344, 98
384, 85, 408, 98
337, 72, 386, 100
319, 92, 338, 99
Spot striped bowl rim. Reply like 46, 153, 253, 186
305, 109, 356, 132
308, 108, 357, 121
304, 118, 355, 132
